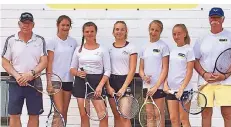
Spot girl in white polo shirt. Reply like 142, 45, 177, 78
46, 15, 78, 123
164, 24, 195, 127
70, 22, 111, 127
139, 20, 169, 127
105, 21, 137, 126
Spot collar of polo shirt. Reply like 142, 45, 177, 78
14, 31, 37, 42
55, 35, 70, 42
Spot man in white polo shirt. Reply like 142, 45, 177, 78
194, 7, 231, 127
1, 12, 47, 127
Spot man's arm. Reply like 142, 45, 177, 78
194, 58, 206, 77
194, 58, 214, 83
2, 57, 21, 79
34, 55, 48, 74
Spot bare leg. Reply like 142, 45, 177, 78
28, 115, 39, 127
77, 98, 90, 127
201, 107, 213, 127
63, 90, 72, 122
167, 100, 180, 127
179, 101, 191, 127
108, 98, 122, 127
9, 115, 21, 127
154, 98, 165, 127
221, 106, 231, 127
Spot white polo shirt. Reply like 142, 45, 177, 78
1, 32, 47, 73
109, 41, 137, 75
139, 40, 170, 89
46, 35, 77, 82
167, 44, 195, 91
193, 29, 231, 85
70, 45, 111, 77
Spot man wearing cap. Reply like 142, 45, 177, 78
2, 12, 47, 127
194, 7, 231, 127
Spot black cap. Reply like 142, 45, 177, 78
19, 12, 34, 22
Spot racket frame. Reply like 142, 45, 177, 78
81, 68, 107, 121
113, 92, 139, 119
46, 95, 66, 127
198, 48, 231, 90
6, 72, 62, 95
168, 90, 207, 115
138, 95, 161, 127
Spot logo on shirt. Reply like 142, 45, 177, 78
122, 51, 129, 55
219, 38, 228, 42
94, 52, 101, 56
153, 49, 160, 53
178, 53, 186, 58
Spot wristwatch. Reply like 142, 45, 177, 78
31, 70, 36, 77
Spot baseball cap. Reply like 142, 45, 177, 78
209, 7, 224, 17
19, 12, 34, 22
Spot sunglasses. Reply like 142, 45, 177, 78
21, 14, 33, 18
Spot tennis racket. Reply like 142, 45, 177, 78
199, 48, 231, 90
139, 89, 161, 127
6, 73, 62, 95
80, 68, 107, 121
113, 87, 139, 119
168, 90, 207, 115
46, 95, 66, 127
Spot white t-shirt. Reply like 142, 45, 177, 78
193, 29, 231, 85
109, 41, 137, 75
139, 40, 170, 89
70, 45, 111, 77
1, 32, 47, 73
167, 44, 195, 91
46, 35, 77, 82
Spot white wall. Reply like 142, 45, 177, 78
1, 4, 231, 127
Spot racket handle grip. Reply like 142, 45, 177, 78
80, 67, 89, 82
80, 67, 84, 71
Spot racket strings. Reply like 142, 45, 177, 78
139, 99, 161, 127
85, 93, 107, 121
34, 73, 62, 95
52, 112, 64, 127
46, 112, 64, 127
117, 96, 139, 119
216, 49, 231, 73
181, 92, 207, 114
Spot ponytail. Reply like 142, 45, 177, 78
78, 36, 84, 53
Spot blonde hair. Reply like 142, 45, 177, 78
149, 20, 163, 33
113, 21, 128, 39
173, 24, 191, 44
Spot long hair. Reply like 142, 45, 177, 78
149, 20, 163, 33
56, 15, 72, 33
173, 24, 191, 44
113, 21, 128, 39
78, 22, 98, 53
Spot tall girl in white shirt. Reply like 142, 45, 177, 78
139, 20, 169, 127
46, 15, 77, 123
70, 22, 111, 127
164, 24, 195, 127
106, 21, 137, 127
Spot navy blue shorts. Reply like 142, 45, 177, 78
107, 74, 132, 98
8, 77, 43, 115
72, 74, 106, 98
62, 82, 73, 91
143, 88, 166, 99
166, 89, 192, 100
